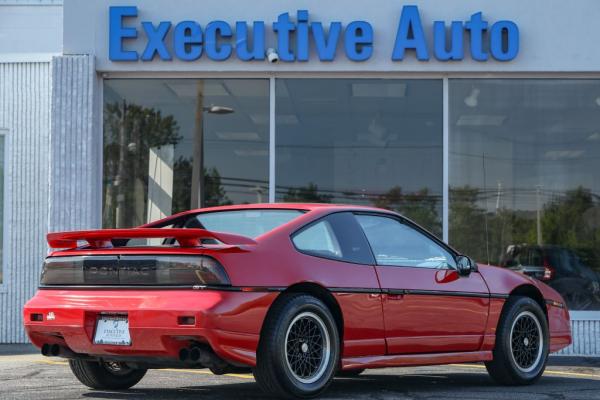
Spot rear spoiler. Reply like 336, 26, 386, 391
47, 228, 257, 249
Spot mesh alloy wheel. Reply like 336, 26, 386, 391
510, 311, 543, 373
284, 311, 331, 384
485, 296, 549, 386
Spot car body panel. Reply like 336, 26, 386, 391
24, 203, 572, 371
376, 267, 489, 354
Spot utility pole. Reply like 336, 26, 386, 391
536, 185, 543, 245
191, 81, 205, 209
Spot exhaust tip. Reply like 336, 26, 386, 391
50, 344, 60, 357
41, 344, 50, 356
189, 348, 200, 362
179, 348, 190, 362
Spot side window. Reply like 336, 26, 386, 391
292, 212, 374, 264
293, 220, 343, 260
356, 214, 456, 269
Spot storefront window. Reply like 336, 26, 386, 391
102, 79, 270, 228
449, 79, 600, 310
275, 79, 443, 236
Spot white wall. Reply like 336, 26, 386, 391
0, 61, 52, 343
0, 2, 62, 56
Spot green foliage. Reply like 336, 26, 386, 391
373, 186, 441, 238
103, 101, 181, 228
283, 183, 333, 203
204, 167, 233, 207
448, 185, 600, 272
103, 101, 232, 227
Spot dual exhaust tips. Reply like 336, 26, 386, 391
178, 347, 204, 363
41, 343, 61, 357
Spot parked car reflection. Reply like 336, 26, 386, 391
500, 244, 600, 310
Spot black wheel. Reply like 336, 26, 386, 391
485, 296, 549, 385
336, 368, 365, 377
68, 359, 147, 390
254, 294, 340, 399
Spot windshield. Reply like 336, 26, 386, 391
184, 209, 303, 238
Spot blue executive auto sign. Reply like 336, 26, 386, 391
109, 5, 519, 63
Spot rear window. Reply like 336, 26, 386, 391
185, 209, 303, 238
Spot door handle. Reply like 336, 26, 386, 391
388, 294, 404, 300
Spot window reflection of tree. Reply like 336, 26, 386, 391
450, 185, 600, 309
103, 101, 231, 228
280, 183, 441, 237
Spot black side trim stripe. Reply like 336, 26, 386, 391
38, 284, 285, 292
329, 287, 382, 294
39, 284, 511, 299
402, 289, 489, 298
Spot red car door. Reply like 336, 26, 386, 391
356, 213, 490, 355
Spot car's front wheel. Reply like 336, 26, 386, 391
254, 293, 340, 398
69, 359, 147, 390
485, 296, 549, 385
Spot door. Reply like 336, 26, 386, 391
356, 214, 490, 355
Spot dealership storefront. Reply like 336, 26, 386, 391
0, 0, 599, 354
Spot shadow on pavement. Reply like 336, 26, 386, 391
79, 372, 598, 400
0, 344, 38, 356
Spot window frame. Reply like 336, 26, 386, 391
290, 211, 376, 266
354, 211, 460, 271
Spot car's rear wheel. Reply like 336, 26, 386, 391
69, 359, 147, 390
485, 296, 549, 385
254, 293, 340, 398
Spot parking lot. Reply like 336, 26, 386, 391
0, 347, 599, 400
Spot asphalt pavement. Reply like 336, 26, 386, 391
0, 347, 598, 400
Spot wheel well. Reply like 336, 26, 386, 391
509, 284, 547, 318
264, 283, 344, 342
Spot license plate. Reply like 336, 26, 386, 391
93, 315, 131, 346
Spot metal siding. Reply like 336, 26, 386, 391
48, 55, 100, 233
0, 62, 51, 342
556, 315, 600, 356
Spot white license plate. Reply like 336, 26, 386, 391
93, 315, 131, 346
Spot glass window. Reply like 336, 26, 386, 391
356, 215, 455, 269
450, 79, 600, 310
102, 79, 269, 228
292, 212, 374, 264
185, 209, 302, 238
275, 79, 443, 237
293, 220, 343, 260
0, 134, 4, 284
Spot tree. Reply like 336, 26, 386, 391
283, 183, 333, 203
103, 101, 181, 228
374, 186, 441, 238
172, 157, 232, 212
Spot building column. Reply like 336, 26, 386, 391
48, 55, 101, 231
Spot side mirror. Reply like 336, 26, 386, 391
456, 255, 476, 276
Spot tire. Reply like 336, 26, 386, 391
254, 293, 340, 399
68, 359, 147, 390
485, 296, 549, 385
336, 368, 365, 377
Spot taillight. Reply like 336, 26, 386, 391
40, 255, 230, 286
542, 265, 555, 281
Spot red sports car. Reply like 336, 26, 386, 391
23, 204, 571, 398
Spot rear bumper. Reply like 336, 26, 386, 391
23, 289, 277, 367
